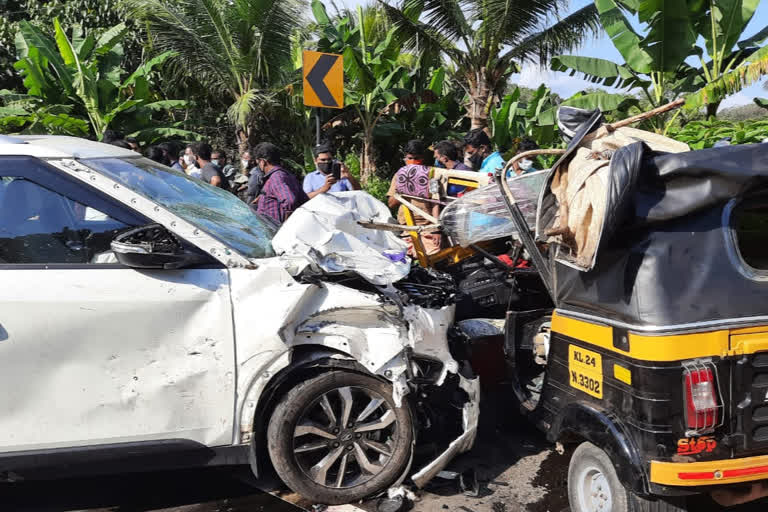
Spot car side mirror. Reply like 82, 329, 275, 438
111, 224, 212, 270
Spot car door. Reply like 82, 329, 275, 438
0, 156, 235, 452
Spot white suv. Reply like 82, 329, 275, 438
0, 135, 478, 504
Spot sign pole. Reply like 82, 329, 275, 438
316, 108, 321, 146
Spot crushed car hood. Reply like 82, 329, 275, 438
271, 192, 411, 285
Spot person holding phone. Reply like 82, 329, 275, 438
303, 143, 360, 199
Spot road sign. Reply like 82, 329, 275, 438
303, 50, 344, 109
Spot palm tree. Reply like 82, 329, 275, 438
379, 0, 602, 130
123, 0, 306, 150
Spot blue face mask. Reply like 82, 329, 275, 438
434, 159, 445, 168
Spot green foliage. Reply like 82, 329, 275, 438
554, 0, 768, 123
561, 90, 639, 112
342, 146, 388, 202
0, 95, 90, 136
666, 118, 768, 149
490, 85, 559, 151
2, 19, 190, 142
0, 0, 143, 91
363, 174, 391, 204
685, 52, 768, 110
310, 1, 426, 183
124, 0, 306, 149
490, 84, 639, 155
344, 152, 362, 179
379, 0, 602, 129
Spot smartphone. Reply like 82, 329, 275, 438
332, 160, 342, 180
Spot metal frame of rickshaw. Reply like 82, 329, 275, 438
494, 124, 768, 507
394, 168, 495, 268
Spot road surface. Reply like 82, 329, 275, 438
2, 390, 764, 512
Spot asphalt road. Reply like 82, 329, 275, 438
2, 390, 767, 512
0, 467, 301, 512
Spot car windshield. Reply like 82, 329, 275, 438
82, 157, 277, 259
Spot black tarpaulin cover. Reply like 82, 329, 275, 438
549, 142, 768, 327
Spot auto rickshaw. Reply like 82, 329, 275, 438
494, 103, 768, 511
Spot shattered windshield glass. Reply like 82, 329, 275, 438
82, 157, 277, 259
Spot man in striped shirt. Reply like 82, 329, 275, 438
252, 142, 308, 225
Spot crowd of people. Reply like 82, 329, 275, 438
99, 128, 539, 232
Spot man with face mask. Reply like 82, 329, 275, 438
251, 142, 308, 225
508, 138, 540, 178
463, 129, 506, 176
243, 148, 264, 204
303, 143, 360, 199
183, 145, 202, 179
192, 142, 230, 191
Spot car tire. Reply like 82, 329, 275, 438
267, 370, 413, 505
568, 442, 686, 512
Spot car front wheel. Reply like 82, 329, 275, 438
267, 370, 414, 504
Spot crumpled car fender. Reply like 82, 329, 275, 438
295, 307, 408, 372
232, 268, 414, 439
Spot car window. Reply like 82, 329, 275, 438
732, 199, 768, 270
0, 177, 131, 264
82, 157, 277, 259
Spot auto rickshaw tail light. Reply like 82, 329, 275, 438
684, 367, 718, 431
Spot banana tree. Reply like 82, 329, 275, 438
552, 0, 768, 121
491, 85, 559, 151
490, 85, 638, 152
311, 0, 424, 184
683, 1, 768, 115
0, 89, 90, 135
11, 19, 194, 141
396, 67, 465, 144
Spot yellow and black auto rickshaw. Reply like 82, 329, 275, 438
495, 105, 768, 511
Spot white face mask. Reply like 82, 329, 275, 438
211, 159, 220, 166
183, 154, 195, 166
241, 159, 249, 169
518, 158, 534, 171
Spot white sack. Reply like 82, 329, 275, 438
272, 191, 411, 285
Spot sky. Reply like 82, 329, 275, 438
335, 0, 768, 110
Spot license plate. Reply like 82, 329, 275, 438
569, 345, 603, 399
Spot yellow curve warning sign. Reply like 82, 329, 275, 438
303, 50, 344, 109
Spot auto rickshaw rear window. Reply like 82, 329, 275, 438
733, 201, 768, 270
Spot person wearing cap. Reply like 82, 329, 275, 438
303, 143, 359, 199
463, 128, 505, 175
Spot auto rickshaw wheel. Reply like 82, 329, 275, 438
568, 442, 686, 512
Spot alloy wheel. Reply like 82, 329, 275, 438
292, 386, 398, 489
